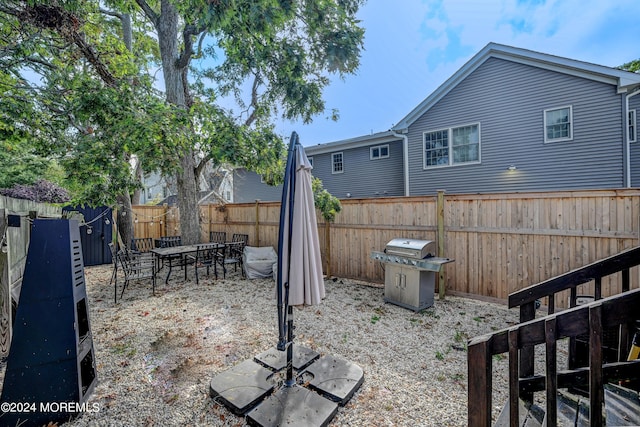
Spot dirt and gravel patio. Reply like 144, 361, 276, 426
1, 263, 524, 426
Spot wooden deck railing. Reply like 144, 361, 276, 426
468, 246, 640, 426
508, 246, 640, 399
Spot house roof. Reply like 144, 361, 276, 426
304, 130, 401, 155
393, 42, 640, 132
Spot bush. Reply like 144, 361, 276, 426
0, 179, 70, 203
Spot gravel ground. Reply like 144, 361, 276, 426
0, 264, 528, 426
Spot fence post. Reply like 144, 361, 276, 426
437, 190, 446, 299
255, 200, 260, 247
162, 204, 169, 237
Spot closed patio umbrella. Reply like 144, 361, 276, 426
276, 131, 325, 385
210, 132, 362, 425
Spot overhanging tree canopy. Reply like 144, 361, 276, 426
1, 0, 365, 244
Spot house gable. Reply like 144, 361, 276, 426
394, 43, 640, 133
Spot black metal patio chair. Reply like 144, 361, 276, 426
114, 247, 156, 303
131, 237, 154, 254
222, 234, 249, 278
209, 231, 227, 244
187, 243, 225, 284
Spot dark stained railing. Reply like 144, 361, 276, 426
468, 246, 640, 426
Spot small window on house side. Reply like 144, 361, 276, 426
308, 156, 313, 167
370, 144, 389, 160
332, 152, 343, 174
629, 110, 637, 143
544, 106, 573, 143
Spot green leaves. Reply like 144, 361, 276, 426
619, 59, 640, 73
312, 176, 341, 222
0, 0, 364, 214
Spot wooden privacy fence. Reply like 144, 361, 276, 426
132, 188, 640, 306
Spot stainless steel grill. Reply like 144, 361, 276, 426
371, 238, 453, 311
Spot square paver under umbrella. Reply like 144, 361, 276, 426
246, 384, 338, 427
209, 359, 274, 415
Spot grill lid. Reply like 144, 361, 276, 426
385, 238, 435, 259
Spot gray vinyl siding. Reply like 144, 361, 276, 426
233, 169, 283, 203
408, 57, 625, 195
308, 139, 405, 199
630, 95, 640, 187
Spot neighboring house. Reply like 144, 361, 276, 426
139, 171, 169, 205
142, 165, 234, 206
232, 168, 283, 203
235, 42, 640, 201
393, 42, 640, 195
304, 132, 406, 199
232, 132, 406, 202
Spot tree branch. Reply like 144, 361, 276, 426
134, 0, 158, 26
195, 153, 213, 179
244, 74, 261, 127
176, 24, 200, 69
17, 4, 119, 88
70, 32, 118, 87
99, 7, 122, 19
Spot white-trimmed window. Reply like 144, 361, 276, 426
544, 106, 573, 143
332, 152, 343, 174
424, 123, 480, 168
370, 144, 389, 160
629, 110, 637, 143
307, 156, 313, 167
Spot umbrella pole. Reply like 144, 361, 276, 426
285, 304, 295, 386
277, 133, 298, 351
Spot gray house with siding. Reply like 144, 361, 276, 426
233, 168, 283, 203
304, 132, 405, 199
393, 42, 640, 195
233, 43, 640, 202
232, 132, 406, 202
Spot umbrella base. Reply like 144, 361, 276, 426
209, 345, 364, 426
246, 384, 338, 427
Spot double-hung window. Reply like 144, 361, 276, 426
544, 106, 573, 143
370, 144, 389, 160
424, 123, 480, 168
629, 110, 637, 143
332, 152, 343, 174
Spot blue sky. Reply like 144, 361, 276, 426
278, 0, 640, 146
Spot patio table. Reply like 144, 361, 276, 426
151, 244, 197, 284
151, 244, 226, 283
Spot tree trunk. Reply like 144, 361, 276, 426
156, 0, 200, 244
117, 12, 137, 239
131, 162, 142, 205
116, 194, 134, 250
176, 152, 200, 244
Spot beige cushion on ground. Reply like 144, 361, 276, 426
243, 246, 277, 279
